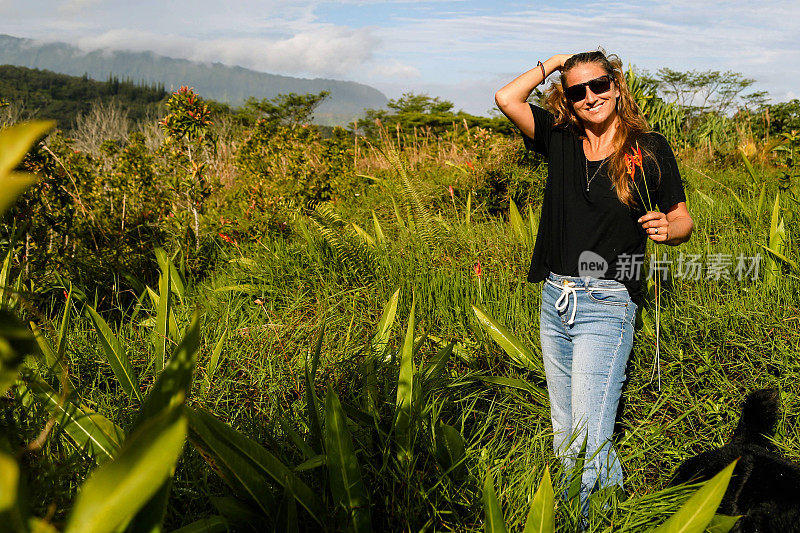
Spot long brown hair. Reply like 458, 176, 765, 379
544, 50, 655, 208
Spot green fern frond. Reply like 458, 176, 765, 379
309, 202, 377, 276
374, 133, 439, 247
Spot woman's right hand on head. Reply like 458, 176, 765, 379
551, 54, 573, 71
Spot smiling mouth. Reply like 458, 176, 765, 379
586, 101, 606, 113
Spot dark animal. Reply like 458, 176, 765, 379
671, 389, 800, 532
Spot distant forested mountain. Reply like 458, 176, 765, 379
0, 34, 388, 126
0, 65, 167, 130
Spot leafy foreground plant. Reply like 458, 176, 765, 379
482, 461, 739, 533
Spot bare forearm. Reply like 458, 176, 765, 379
495, 55, 569, 108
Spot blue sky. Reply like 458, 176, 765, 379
1, 0, 798, 115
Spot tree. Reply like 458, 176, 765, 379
360, 92, 513, 138
238, 91, 329, 128
655, 68, 756, 116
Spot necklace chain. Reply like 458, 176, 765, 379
585, 156, 605, 192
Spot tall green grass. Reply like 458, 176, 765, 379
3, 128, 799, 532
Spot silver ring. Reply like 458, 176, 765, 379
654, 227, 659, 234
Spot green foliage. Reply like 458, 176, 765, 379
237, 116, 357, 205
626, 67, 685, 145
361, 92, 514, 138
238, 91, 329, 128
160, 86, 215, 146
654, 68, 755, 117
3, 72, 800, 533
0, 65, 166, 130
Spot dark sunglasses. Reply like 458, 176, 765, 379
564, 75, 613, 102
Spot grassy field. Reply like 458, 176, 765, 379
2, 110, 799, 532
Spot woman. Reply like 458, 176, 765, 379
494, 51, 693, 511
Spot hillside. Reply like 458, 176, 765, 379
0, 34, 389, 126
0, 65, 167, 130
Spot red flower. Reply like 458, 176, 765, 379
473, 260, 482, 278
624, 152, 636, 179
218, 232, 235, 244
625, 142, 644, 179
466, 161, 475, 171
448, 185, 455, 199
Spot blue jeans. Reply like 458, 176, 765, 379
539, 272, 637, 512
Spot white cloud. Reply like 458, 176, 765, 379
1, 0, 797, 112
58, 0, 102, 13
368, 58, 421, 79
74, 26, 381, 77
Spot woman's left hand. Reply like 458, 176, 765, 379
638, 211, 669, 242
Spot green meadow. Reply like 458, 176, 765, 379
1, 71, 799, 532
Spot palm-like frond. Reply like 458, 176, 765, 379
374, 126, 439, 247
308, 202, 376, 276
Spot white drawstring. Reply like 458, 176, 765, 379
547, 277, 628, 326
554, 280, 579, 325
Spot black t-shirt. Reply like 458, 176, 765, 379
522, 104, 686, 304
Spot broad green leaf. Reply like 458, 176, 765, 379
64, 405, 187, 533
474, 375, 547, 400
227, 256, 258, 268
761, 245, 799, 273
0, 121, 55, 177
391, 196, 405, 228
528, 203, 538, 243
30, 321, 57, 370
201, 328, 228, 395
280, 418, 316, 460
26, 380, 121, 462
294, 454, 326, 472
0, 450, 18, 512
0, 172, 37, 216
274, 486, 299, 533
738, 148, 758, 186
155, 248, 185, 304
127, 482, 172, 533
29, 518, 59, 533
134, 312, 200, 427
145, 287, 180, 341
0, 121, 54, 215
694, 190, 715, 208
434, 422, 466, 478
466, 190, 472, 225
371, 210, 385, 244
56, 286, 73, 363
324, 386, 372, 533
472, 305, 539, 374
187, 407, 324, 525
86, 305, 142, 402
707, 514, 741, 533
651, 460, 737, 533
169, 516, 229, 533
395, 294, 415, 460
0, 308, 38, 395
154, 266, 172, 373
305, 324, 325, 453
422, 340, 453, 386
509, 198, 529, 246
352, 223, 376, 247
483, 473, 508, 533
0, 246, 12, 306
372, 287, 400, 356
523, 466, 555, 533
210, 496, 265, 531
567, 436, 587, 508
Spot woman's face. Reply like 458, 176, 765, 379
563, 62, 620, 129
